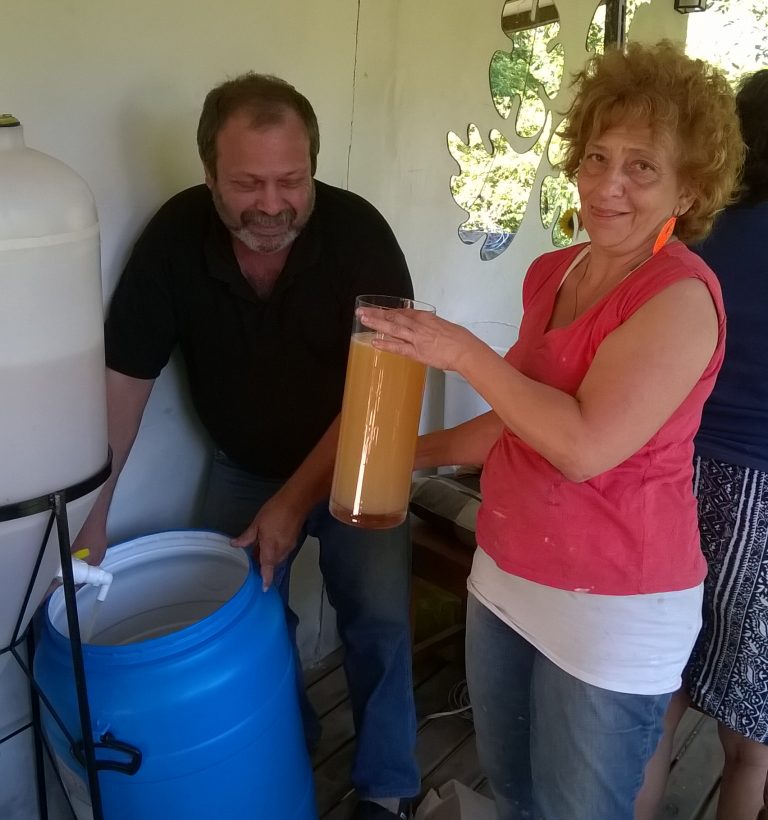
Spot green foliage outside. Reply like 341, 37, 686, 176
449, 5, 594, 254
686, 0, 768, 87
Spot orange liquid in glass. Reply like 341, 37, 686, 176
330, 332, 426, 528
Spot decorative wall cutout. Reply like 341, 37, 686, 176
449, 0, 650, 261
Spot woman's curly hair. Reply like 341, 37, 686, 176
560, 41, 744, 244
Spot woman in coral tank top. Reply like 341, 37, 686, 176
359, 42, 743, 820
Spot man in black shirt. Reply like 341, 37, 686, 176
75, 73, 419, 820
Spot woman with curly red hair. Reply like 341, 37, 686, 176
360, 42, 743, 819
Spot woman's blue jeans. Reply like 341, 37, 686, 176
199, 451, 419, 801
466, 595, 670, 820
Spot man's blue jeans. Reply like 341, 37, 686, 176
466, 595, 670, 820
199, 451, 420, 801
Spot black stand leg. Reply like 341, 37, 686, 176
27, 629, 49, 820
54, 494, 104, 820
0, 456, 111, 820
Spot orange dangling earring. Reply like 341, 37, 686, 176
652, 216, 677, 255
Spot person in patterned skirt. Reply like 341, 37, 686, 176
687, 68, 768, 820
636, 69, 768, 820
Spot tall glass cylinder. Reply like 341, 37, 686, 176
330, 294, 435, 528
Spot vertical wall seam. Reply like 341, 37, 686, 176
346, 0, 362, 189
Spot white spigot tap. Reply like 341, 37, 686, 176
56, 558, 114, 601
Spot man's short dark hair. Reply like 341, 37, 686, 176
197, 72, 320, 178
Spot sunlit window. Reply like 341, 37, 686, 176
685, 0, 768, 85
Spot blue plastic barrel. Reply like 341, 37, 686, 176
34, 530, 316, 819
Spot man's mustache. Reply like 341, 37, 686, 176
241, 209, 294, 228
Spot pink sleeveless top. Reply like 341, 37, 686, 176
476, 241, 725, 595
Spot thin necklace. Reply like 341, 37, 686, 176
572, 260, 590, 321
570, 248, 655, 321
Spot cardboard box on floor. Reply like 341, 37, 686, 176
415, 780, 496, 820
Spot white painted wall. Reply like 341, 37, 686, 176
1, 1, 686, 817
2, 0, 361, 670
2, 4, 358, 816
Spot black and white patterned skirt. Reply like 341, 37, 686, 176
686, 456, 768, 743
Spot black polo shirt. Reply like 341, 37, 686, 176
105, 181, 413, 480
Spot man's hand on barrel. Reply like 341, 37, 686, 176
231, 492, 304, 592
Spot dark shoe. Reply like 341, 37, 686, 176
351, 799, 412, 820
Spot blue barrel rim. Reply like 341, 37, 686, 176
44, 529, 266, 662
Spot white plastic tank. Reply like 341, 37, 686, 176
0, 114, 108, 672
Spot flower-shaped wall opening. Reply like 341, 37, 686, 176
449, 1, 654, 261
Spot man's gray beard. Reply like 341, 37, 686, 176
213, 184, 315, 255
232, 223, 300, 254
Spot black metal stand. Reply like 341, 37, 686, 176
0, 455, 111, 820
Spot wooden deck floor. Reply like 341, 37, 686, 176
307, 645, 724, 820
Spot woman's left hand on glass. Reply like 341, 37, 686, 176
356, 306, 487, 373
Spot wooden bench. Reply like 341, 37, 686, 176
410, 514, 474, 655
